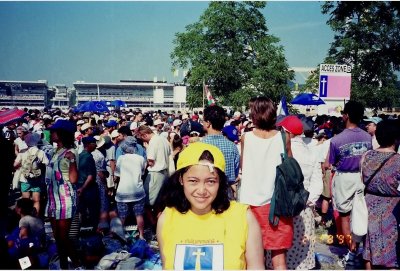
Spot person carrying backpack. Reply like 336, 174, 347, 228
14, 132, 49, 217
238, 97, 295, 270
276, 115, 323, 270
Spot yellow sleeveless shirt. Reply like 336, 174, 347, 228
161, 201, 249, 270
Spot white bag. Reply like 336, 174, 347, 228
350, 190, 368, 237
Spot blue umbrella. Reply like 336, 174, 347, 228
110, 100, 127, 107
74, 101, 110, 113
291, 93, 325, 106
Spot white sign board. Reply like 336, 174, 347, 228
173, 86, 187, 103
153, 88, 164, 104
319, 64, 352, 100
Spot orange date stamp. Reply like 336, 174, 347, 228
301, 234, 352, 245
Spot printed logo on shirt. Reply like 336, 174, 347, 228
174, 244, 223, 270
339, 142, 370, 158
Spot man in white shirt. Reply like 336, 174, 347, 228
114, 136, 146, 239
136, 125, 170, 206
136, 125, 170, 229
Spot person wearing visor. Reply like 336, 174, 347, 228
363, 116, 382, 150
156, 142, 264, 270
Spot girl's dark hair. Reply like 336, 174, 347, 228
250, 96, 276, 131
172, 134, 183, 150
53, 129, 75, 149
157, 150, 230, 214
376, 120, 400, 148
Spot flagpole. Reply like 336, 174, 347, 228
202, 79, 205, 109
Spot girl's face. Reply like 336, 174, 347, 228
180, 162, 220, 215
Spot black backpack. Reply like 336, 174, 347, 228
269, 130, 309, 226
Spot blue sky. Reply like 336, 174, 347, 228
0, 1, 334, 87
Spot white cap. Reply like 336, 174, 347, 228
127, 112, 134, 116
173, 119, 182, 127
81, 123, 92, 131
77, 120, 85, 125
110, 130, 119, 139
154, 119, 164, 126
234, 111, 241, 118
96, 136, 105, 148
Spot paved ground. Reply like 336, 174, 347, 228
314, 227, 348, 269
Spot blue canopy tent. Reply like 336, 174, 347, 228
74, 101, 110, 113
291, 93, 325, 106
110, 100, 127, 107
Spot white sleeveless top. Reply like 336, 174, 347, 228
238, 130, 284, 206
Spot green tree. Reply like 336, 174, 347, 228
322, 1, 400, 110
299, 69, 319, 94
171, 2, 294, 109
69, 89, 77, 107
299, 56, 336, 94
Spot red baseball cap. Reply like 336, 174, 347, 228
276, 115, 303, 135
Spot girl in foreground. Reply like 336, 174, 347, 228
156, 142, 264, 270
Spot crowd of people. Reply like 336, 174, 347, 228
0, 97, 400, 270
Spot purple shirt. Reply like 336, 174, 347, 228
329, 127, 372, 172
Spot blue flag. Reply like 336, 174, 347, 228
277, 96, 289, 116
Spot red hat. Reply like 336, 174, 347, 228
276, 115, 303, 135
191, 114, 199, 121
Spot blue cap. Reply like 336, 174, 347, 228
50, 119, 76, 134
105, 120, 118, 127
82, 136, 97, 145
363, 117, 382, 125
222, 125, 239, 142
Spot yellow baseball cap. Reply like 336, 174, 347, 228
177, 142, 225, 172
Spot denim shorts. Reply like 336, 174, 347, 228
117, 198, 145, 220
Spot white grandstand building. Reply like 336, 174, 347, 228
0, 80, 51, 109
73, 80, 187, 110
50, 84, 70, 110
